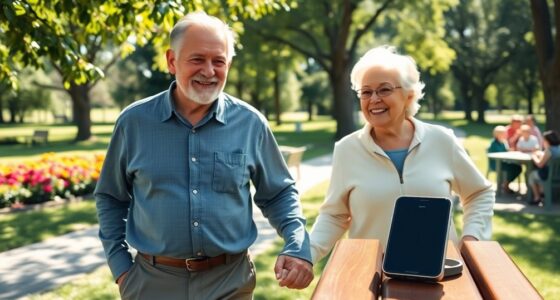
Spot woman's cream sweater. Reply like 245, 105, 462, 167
310, 118, 494, 263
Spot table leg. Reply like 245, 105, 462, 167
524, 163, 533, 202
495, 160, 503, 196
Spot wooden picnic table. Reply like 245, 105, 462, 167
488, 151, 533, 200
312, 239, 542, 300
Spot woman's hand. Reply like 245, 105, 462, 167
459, 235, 478, 251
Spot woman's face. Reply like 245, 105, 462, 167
358, 66, 413, 129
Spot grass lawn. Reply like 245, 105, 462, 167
0, 199, 98, 252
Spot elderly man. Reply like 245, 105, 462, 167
95, 11, 313, 300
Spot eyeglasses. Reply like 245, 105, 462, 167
357, 84, 402, 101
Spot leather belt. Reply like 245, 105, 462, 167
138, 252, 243, 272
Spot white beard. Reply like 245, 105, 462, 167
186, 76, 224, 105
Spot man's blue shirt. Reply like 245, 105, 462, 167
95, 82, 311, 279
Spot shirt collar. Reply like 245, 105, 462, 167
358, 117, 424, 155
159, 81, 227, 125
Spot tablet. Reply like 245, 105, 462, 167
382, 196, 452, 282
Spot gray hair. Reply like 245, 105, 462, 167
170, 11, 236, 62
350, 45, 424, 117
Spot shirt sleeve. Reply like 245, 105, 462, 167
252, 123, 312, 264
94, 120, 134, 280
309, 143, 351, 264
450, 136, 495, 241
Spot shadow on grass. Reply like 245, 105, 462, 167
492, 211, 560, 274
0, 199, 98, 252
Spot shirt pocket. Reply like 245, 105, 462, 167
213, 152, 247, 193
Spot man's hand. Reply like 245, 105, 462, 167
274, 255, 314, 289
116, 271, 128, 287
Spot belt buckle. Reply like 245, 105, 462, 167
185, 258, 199, 271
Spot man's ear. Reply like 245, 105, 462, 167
166, 49, 176, 75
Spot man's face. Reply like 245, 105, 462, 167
166, 24, 230, 105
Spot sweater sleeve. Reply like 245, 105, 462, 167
309, 144, 352, 264
451, 137, 495, 241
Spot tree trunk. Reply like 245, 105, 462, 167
530, 0, 560, 132
543, 75, 560, 132
526, 85, 535, 115
67, 83, 92, 141
458, 82, 472, 121
475, 95, 486, 123
307, 99, 313, 121
273, 61, 282, 125
330, 63, 355, 140
0, 97, 4, 123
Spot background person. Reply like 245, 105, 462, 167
528, 130, 560, 205
95, 12, 313, 300
506, 115, 523, 150
488, 125, 522, 194
524, 115, 543, 148
516, 124, 540, 153
309, 45, 494, 264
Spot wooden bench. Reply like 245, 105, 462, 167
279, 145, 307, 181
25, 130, 49, 146
53, 114, 69, 123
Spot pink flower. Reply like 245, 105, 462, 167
43, 184, 53, 193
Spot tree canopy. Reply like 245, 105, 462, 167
0, 0, 293, 140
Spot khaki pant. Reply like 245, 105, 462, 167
119, 252, 256, 300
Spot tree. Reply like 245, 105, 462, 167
248, 0, 456, 140
530, 0, 560, 132
2, 68, 52, 123
107, 45, 172, 109
227, 30, 302, 123
0, 0, 293, 141
495, 32, 540, 114
445, 0, 533, 123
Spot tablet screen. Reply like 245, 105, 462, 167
383, 196, 452, 280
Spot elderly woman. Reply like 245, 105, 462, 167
309, 45, 494, 264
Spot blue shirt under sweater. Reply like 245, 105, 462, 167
95, 82, 311, 280
385, 148, 409, 177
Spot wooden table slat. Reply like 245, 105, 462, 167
312, 239, 382, 300
461, 241, 542, 300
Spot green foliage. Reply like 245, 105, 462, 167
444, 0, 534, 120
0, 0, 294, 87
390, 0, 458, 73
1, 68, 52, 123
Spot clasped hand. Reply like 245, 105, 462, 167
274, 255, 314, 289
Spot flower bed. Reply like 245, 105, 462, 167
0, 153, 104, 208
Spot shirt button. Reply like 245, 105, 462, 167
197, 251, 203, 256
193, 189, 198, 195
191, 157, 196, 162
193, 221, 199, 227
191, 129, 196, 133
